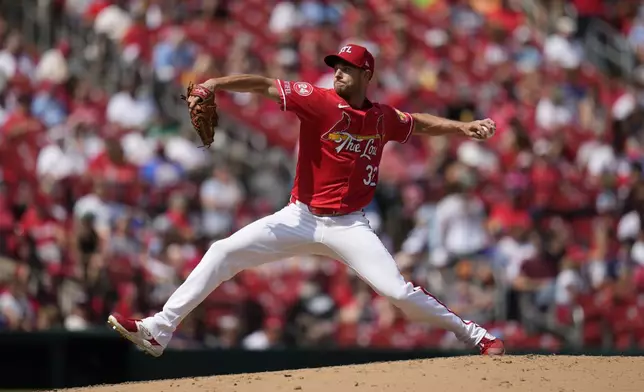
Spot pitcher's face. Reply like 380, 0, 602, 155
333, 62, 370, 100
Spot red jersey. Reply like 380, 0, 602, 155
275, 79, 414, 213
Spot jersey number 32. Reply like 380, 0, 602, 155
363, 165, 378, 187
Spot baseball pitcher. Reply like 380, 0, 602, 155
108, 44, 504, 357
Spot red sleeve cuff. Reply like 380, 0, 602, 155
275, 79, 287, 111
400, 112, 414, 144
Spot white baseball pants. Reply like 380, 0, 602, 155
142, 201, 491, 348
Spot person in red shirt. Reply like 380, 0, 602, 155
86, 138, 140, 204
108, 44, 503, 357
0, 94, 45, 196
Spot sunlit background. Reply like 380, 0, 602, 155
1, 0, 644, 356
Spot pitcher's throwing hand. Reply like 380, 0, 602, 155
108, 44, 505, 357
463, 118, 496, 140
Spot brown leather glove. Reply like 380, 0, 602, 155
180, 82, 218, 148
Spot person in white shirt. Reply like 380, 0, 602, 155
0, 31, 36, 80
543, 17, 582, 69
200, 167, 244, 238
431, 169, 489, 267
269, 1, 303, 34
241, 317, 284, 350
106, 80, 156, 130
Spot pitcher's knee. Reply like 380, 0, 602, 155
380, 283, 413, 303
205, 239, 244, 279
208, 238, 230, 254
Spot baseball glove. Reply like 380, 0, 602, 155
180, 82, 218, 148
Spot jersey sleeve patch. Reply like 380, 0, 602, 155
276, 80, 326, 120
293, 82, 314, 96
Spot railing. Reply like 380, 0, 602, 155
520, 0, 638, 79
520, 0, 551, 37
583, 18, 638, 79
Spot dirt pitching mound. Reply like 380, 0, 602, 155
68, 355, 644, 392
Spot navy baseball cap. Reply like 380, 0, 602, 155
324, 44, 375, 74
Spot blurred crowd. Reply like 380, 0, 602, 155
2, 0, 644, 352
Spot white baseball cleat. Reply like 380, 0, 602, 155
107, 314, 164, 357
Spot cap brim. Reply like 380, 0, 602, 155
324, 54, 359, 69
